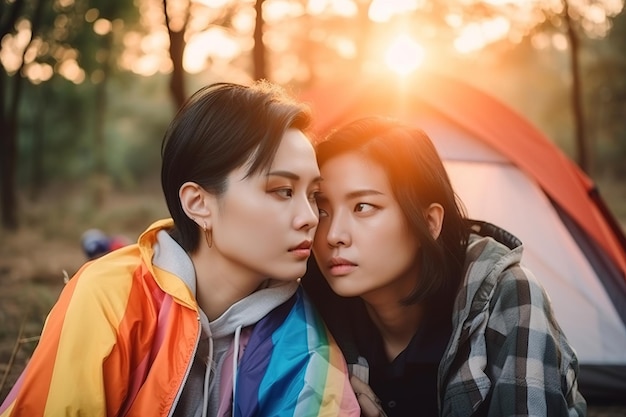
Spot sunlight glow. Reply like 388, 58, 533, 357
0, 20, 31, 73
193, 0, 233, 8
134, 55, 165, 76
369, 0, 421, 23
23, 40, 39, 64
482, 0, 526, 4
57, 58, 85, 84
141, 31, 168, 54
445, 13, 463, 28
385, 34, 424, 75
93, 19, 112, 36
264, 0, 305, 23
264, 29, 291, 52
552, 33, 568, 51
164, 0, 189, 32
531, 32, 551, 49
231, 7, 255, 33
454, 17, 510, 53
454, 24, 485, 53
25, 62, 53, 84
587, 4, 608, 23
326, 35, 357, 59
272, 54, 304, 84
119, 29, 171, 76
80, 0, 626, 82
307, 0, 357, 17
184, 27, 240, 73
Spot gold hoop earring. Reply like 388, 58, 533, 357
203, 221, 213, 248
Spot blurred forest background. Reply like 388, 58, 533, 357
1, 0, 626, 411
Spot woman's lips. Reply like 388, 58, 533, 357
327, 257, 357, 276
289, 240, 312, 259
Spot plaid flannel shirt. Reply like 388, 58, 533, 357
439, 232, 587, 416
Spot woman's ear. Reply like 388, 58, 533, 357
179, 181, 214, 226
425, 203, 444, 241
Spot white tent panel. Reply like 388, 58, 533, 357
417, 118, 508, 164
443, 160, 626, 364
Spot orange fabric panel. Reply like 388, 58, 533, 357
101, 261, 200, 417
102, 265, 157, 417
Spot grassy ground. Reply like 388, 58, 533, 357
1, 178, 625, 413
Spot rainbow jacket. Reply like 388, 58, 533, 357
0, 219, 359, 417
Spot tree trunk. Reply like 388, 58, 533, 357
163, 0, 188, 109
253, 0, 266, 80
0, 71, 18, 230
1, 69, 26, 230
563, 1, 589, 173
0, 0, 28, 230
0, 0, 45, 230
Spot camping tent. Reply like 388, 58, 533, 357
299, 71, 626, 403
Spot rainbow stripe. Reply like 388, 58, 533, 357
235, 287, 359, 416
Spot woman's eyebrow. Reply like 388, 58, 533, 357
346, 189, 384, 199
315, 189, 383, 204
267, 170, 298, 180
267, 170, 323, 184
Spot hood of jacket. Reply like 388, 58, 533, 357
452, 221, 523, 333
438, 221, 524, 395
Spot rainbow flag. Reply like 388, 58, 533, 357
234, 287, 359, 416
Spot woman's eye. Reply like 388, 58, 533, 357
355, 203, 375, 213
308, 190, 321, 203
274, 188, 293, 198
318, 208, 328, 218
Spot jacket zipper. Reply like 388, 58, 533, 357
166, 314, 202, 417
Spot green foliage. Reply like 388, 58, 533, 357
16, 73, 173, 189
104, 73, 174, 188
17, 78, 90, 184
583, 11, 626, 178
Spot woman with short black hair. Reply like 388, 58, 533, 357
1, 82, 359, 417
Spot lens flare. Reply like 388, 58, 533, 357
384, 34, 424, 75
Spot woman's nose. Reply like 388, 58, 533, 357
294, 197, 320, 231
326, 215, 350, 247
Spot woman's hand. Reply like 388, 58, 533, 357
350, 375, 388, 417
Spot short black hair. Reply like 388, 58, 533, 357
161, 81, 311, 252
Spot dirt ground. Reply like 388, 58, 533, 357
0, 231, 82, 401
0, 182, 169, 403
0, 236, 73, 401
0, 185, 625, 415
